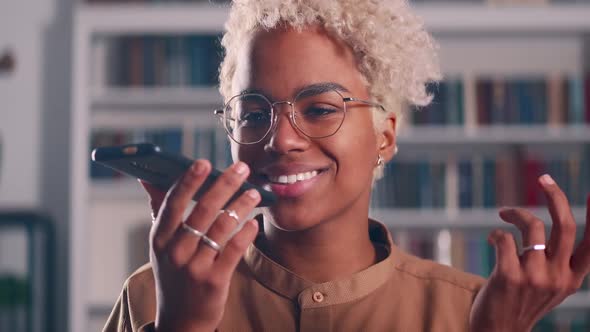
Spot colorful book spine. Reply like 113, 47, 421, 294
404, 75, 588, 126
101, 34, 223, 87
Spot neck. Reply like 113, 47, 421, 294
257, 195, 383, 283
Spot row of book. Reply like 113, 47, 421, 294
93, 35, 222, 87
535, 313, 590, 332
370, 146, 590, 208
392, 230, 495, 277
371, 161, 447, 208
410, 75, 590, 126
91, 128, 590, 208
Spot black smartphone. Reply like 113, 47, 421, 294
91, 143, 277, 207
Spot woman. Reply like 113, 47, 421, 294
104, 0, 590, 331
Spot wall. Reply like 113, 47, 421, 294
0, 2, 49, 208
0, 1, 72, 331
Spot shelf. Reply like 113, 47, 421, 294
90, 179, 148, 201
559, 292, 590, 311
77, 3, 227, 34
73, 3, 590, 331
91, 109, 220, 130
92, 86, 222, 109
413, 3, 590, 34
398, 125, 590, 145
91, 87, 223, 129
77, 3, 590, 35
370, 206, 588, 229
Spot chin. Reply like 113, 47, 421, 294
262, 203, 323, 232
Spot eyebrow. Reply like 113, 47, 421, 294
238, 82, 350, 101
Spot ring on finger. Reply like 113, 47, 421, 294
521, 243, 546, 254
201, 235, 221, 251
181, 223, 206, 238
219, 209, 240, 224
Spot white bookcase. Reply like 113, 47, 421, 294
71, 3, 590, 331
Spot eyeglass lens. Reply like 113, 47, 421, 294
224, 88, 346, 144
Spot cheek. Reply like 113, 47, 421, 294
232, 143, 261, 167
330, 122, 377, 180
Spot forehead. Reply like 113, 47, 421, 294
232, 25, 367, 100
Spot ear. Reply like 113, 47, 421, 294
376, 113, 397, 162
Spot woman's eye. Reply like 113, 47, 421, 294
304, 107, 338, 117
240, 111, 269, 125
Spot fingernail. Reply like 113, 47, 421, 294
234, 162, 249, 175
246, 189, 260, 200
249, 219, 259, 229
487, 234, 496, 245
192, 161, 205, 175
540, 174, 555, 186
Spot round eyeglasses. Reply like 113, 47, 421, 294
214, 87, 386, 145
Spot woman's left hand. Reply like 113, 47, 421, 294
469, 174, 590, 332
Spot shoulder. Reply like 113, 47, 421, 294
125, 263, 155, 291
103, 264, 156, 332
390, 247, 486, 294
379, 244, 487, 330
123, 263, 157, 324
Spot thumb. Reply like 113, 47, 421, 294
138, 180, 166, 217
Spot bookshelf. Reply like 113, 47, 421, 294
71, 2, 590, 331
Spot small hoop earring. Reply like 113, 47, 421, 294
393, 146, 399, 155
376, 154, 384, 167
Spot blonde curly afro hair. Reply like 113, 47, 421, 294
219, 0, 441, 122
218, 0, 442, 181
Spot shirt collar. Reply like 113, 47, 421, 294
243, 215, 398, 307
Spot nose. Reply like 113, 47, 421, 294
263, 102, 309, 154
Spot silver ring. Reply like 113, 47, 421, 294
181, 223, 205, 238
219, 209, 240, 224
522, 244, 546, 254
201, 235, 221, 251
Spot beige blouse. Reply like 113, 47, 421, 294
103, 218, 486, 332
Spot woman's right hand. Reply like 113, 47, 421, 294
139, 160, 261, 332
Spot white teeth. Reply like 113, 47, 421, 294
304, 171, 318, 180
269, 170, 320, 184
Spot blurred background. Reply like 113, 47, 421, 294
1, 0, 589, 331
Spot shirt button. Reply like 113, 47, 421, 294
312, 292, 324, 303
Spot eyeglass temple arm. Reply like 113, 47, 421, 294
343, 97, 386, 112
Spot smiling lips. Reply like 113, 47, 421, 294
268, 170, 320, 184
254, 164, 328, 198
